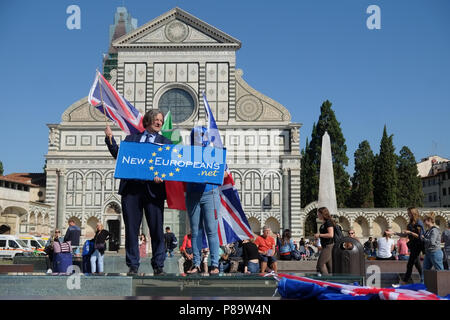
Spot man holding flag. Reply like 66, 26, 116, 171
89, 71, 172, 275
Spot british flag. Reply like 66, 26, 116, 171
88, 71, 144, 135
201, 92, 254, 245
274, 273, 448, 300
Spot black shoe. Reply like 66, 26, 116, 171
128, 267, 138, 275
153, 268, 166, 276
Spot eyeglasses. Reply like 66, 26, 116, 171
55, 231, 60, 233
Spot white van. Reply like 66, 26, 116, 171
17, 235, 46, 252
0, 235, 33, 259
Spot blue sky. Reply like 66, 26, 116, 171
0, 0, 449, 175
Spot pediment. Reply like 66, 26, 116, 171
113, 7, 241, 49
61, 97, 110, 123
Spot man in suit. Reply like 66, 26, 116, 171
105, 109, 172, 275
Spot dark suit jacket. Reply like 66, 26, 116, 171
105, 132, 173, 201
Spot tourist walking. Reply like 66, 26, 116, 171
314, 207, 335, 275
391, 207, 425, 283
421, 212, 444, 273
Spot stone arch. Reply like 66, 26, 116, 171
337, 215, 351, 234
304, 201, 318, 215
353, 216, 370, 239
373, 216, 389, 238
391, 216, 408, 234
67, 215, 82, 228
104, 201, 122, 214
247, 217, 261, 235
85, 216, 100, 239
29, 211, 37, 234
264, 216, 280, 235
43, 213, 50, 236
36, 212, 43, 235
1, 206, 28, 235
435, 215, 447, 233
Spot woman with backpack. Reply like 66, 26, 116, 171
279, 229, 296, 260
421, 212, 444, 272
90, 223, 111, 274
314, 207, 335, 275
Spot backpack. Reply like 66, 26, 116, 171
170, 234, 178, 250
333, 224, 344, 244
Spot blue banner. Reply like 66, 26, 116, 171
114, 141, 227, 185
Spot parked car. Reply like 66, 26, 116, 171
17, 235, 47, 254
0, 235, 33, 259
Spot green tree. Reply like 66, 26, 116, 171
373, 125, 398, 207
397, 146, 424, 207
301, 100, 350, 207
350, 140, 375, 207
0, 161, 3, 175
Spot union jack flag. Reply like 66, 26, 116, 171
88, 71, 144, 135
274, 273, 448, 300
201, 92, 253, 245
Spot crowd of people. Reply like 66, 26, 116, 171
314, 206, 450, 283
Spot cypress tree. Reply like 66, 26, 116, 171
0, 161, 3, 176
301, 100, 350, 207
397, 146, 424, 207
350, 140, 375, 207
373, 125, 398, 207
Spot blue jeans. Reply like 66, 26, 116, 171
398, 254, 409, 261
186, 189, 220, 268
247, 261, 260, 273
423, 250, 444, 273
90, 249, 104, 273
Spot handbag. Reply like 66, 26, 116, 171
60, 241, 72, 253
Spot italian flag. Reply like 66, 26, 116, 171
161, 111, 187, 210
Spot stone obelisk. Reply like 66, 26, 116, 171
317, 131, 338, 216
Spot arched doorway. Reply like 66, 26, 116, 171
247, 217, 261, 235
353, 216, 369, 239
85, 217, 99, 239
264, 217, 280, 235
435, 215, 448, 233
338, 216, 351, 235
373, 216, 389, 238
0, 207, 27, 235
391, 216, 408, 234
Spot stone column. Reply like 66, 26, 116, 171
56, 169, 66, 231
282, 168, 290, 230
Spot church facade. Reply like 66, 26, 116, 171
43, 8, 450, 247
44, 8, 303, 245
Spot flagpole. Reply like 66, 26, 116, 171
97, 69, 112, 144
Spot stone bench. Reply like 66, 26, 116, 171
424, 270, 450, 296
0, 264, 34, 273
